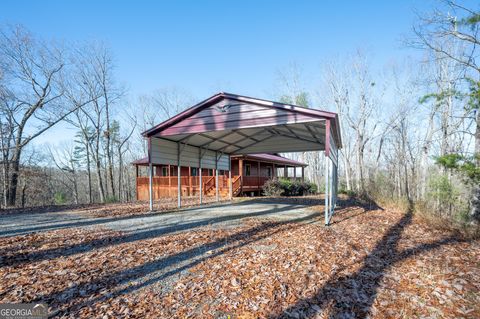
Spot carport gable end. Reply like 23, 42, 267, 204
142, 92, 342, 155
142, 92, 341, 225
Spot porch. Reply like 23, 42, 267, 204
133, 153, 307, 200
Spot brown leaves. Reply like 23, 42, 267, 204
0, 203, 479, 318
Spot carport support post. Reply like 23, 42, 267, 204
215, 152, 219, 202
324, 156, 330, 226
149, 162, 153, 211
199, 148, 203, 205
177, 142, 181, 208
330, 162, 334, 210
148, 137, 153, 211
229, 160, 233, 200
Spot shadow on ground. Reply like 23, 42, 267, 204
0, 201, 310, 267
33, 212, 320, 316
270, 204, 469, 319
5, 196, 463, 318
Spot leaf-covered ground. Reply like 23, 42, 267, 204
0, 199, 479, 318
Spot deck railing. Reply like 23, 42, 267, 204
242, 176, 270, 188
136, 175, 296, 200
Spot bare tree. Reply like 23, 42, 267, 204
0, 26, 92, 207
48, 143, 80, 204
323, 53, 384, 195
413, 0, 480, 221
136, 87, 194, 155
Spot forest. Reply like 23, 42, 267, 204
1, 0, 479, 231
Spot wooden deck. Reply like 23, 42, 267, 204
136, 175, 277, 200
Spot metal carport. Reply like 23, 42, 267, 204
142, 92, 342, 225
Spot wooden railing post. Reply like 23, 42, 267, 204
168, 164, 171, 197
188, 166, 192, 196
257, 162, 260, 189
229, 170, 232, 200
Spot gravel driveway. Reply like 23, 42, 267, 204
0, 199, 318, 238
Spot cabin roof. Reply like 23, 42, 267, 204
231, 153, 307, 167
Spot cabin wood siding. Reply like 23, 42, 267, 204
150, 137, 229, 170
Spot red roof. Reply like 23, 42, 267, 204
132, 153, 307, 167
232, 153, 307, 167
131, 157, 150, 165
142, 92, 342, 149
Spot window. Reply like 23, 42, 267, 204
267, 167, 272, 177
162, 167, 168, 176
245, 164, 251, 176
191, 167, 198, 176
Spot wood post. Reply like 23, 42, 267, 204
239, 158, 243, 195
188, 166, 191, 196
229, 169, 232, 200
301, 166, 305, 182
168, 164, 171, 197
257, 161, 260, 188
239, 159, 244, 177
135, 165, 139, 201
284, 165, 287, 178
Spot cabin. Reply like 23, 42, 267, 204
133, 153, 307, 200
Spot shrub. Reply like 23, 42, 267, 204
262, 179, 283, 196
339, 186, 357, 197
262, 178, 317, 196
426, 173, 469, 221
54, 192, 67, 205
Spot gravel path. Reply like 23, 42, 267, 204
0, 200, 317, 238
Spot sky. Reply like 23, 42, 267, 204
1, 0, 438, 145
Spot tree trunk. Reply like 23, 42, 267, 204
2, 160, 9, 208
104, 86, 115, 200
93, 135, 106, 203
470, 111, 480, 222
343, 155, 351, 191
118, 149, 123, 202
356, 139, 366, 195
21, 177, 27, 208
86, 145, 92, 204
72, 168, 79, 205
95, 157, 105, 203
7, 157, 20, 207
